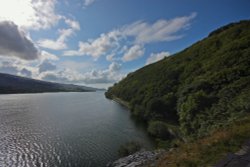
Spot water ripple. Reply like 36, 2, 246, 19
0, 93, 154, 167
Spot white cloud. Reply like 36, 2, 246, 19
38, 60, 57, 73
0, 51, 58, 79
0, 0, 60, 30
37, 29, 73, 50
146, 51, 171, 65
64, 18, 80, 30
0, 57, 35, 77
60, 61, 94, 71
83, 0, 96, 6
39, 70, 71, 83
37, 18, 80, 50
0, 0, 81, 51
106, 53, 115, 61
0, 21, 39, 60
64, 32, 119, 59
40, 51, 59, 61
122, 12, 197, 44
63, 13, 196, 61
39, 62, 123, 85
109, 62, 121, 72
20, 68, 32, 77
37, 38, 68, 50
122, 45, 145, 62
0, 60, 19, 75
0, 54, 122, 87
80, 62, 123, 84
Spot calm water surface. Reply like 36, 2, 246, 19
0, 92, 153, 167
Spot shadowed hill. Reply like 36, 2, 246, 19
106, 20, 250, 141
0, 73, 98, 94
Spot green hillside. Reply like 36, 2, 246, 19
106, 20, 250, 142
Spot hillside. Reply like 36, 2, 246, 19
0, 73, 97, 94
106, 20, 250, 143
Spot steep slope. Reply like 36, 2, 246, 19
106, 20, 250, 141
0, 73, 97, 94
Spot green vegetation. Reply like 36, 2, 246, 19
118, 141, 142, 157
105, 20, 250, 144
158, 114, 250, 167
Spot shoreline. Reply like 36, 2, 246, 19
111, 96, 130, 109
0, 90, 96, 95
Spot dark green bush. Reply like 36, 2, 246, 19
118, 141, 142, 157
148, 121, 173, 140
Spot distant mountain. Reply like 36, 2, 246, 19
106, 20, 250, 140
0, 73, 98, 94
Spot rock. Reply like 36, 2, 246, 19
214, 140, 250, 167
107, 150, 166, 167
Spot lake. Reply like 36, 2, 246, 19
0, 92, 154, 167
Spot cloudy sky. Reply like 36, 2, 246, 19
0, 0, 249, 88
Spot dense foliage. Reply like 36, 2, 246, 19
106, 20, 250, 141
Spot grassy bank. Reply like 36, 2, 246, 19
158, 114, 250, 167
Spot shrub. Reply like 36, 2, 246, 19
148, 121, 173, 140
118, 141, 142, 157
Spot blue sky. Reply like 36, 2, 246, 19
0, 0, 249, 88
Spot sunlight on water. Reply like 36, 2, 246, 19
0, 92, 153, 167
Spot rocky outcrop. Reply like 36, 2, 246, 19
107, 150, 166, 167
215, 140, 250, 167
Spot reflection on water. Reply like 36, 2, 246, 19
0, 92, 153, 167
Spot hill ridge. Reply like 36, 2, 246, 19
106, 20, 250, 140
0, 72, 98, 94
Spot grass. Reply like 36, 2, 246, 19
157, 114, 250, 167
